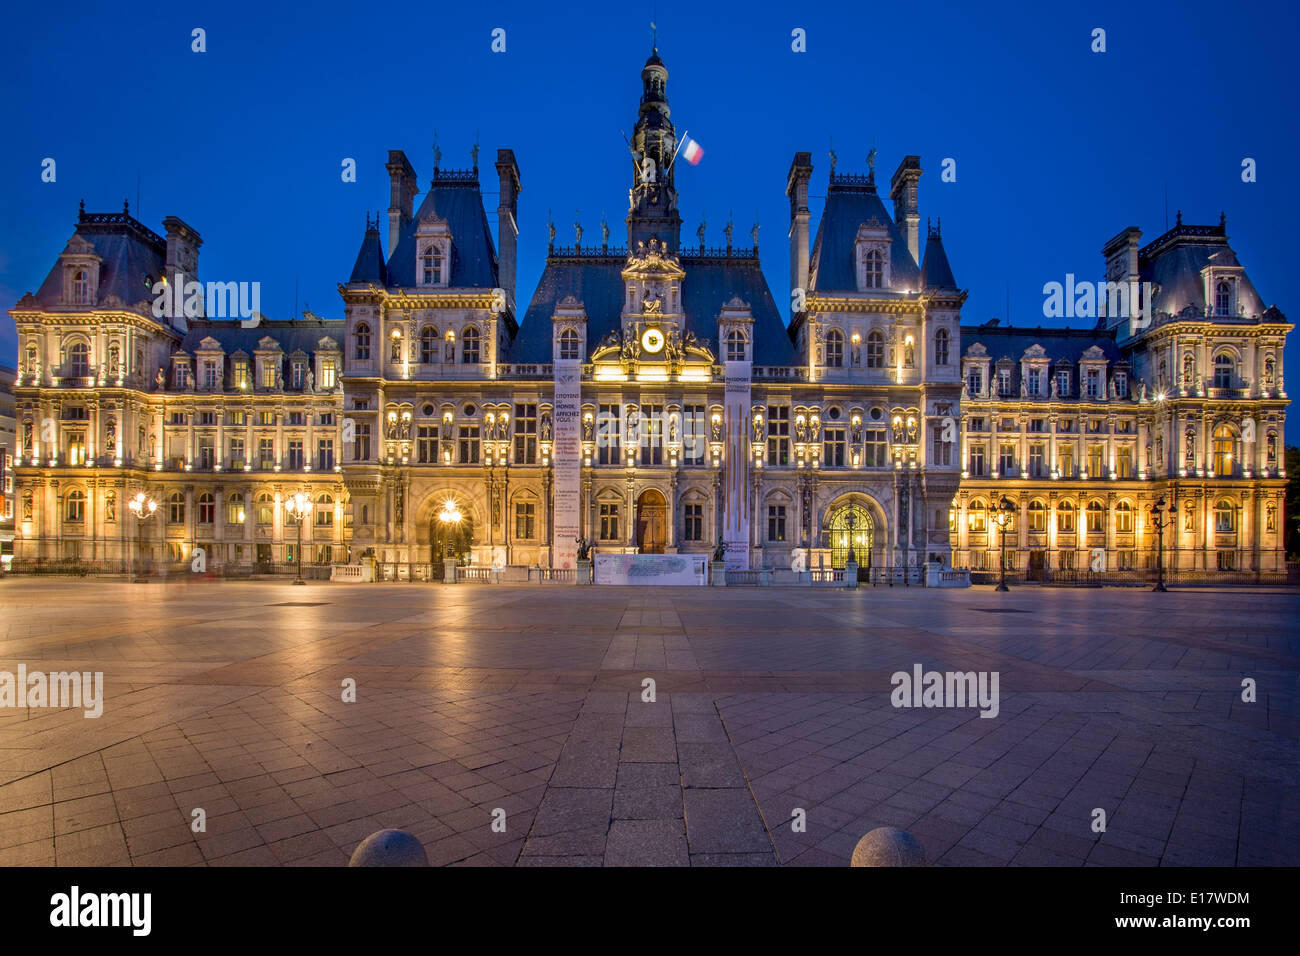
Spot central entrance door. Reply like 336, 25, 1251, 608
828, 502, 874, 573
636, 489, 667, 554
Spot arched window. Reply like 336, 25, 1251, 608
727, 329, 746, 362
197, 492, 215, 524
257, 493, 274, 526
968, 500, 987, 533
935, 328, 950, 366
1215, 281, 1231, 316
1115, 501, 1133, 533
228, 493, 245, 524
1086, 500, 1105, 533
316, 494, 334, 526
1214, 499, 1236, 533
866, 330, 885, 368
68, 342, 89, 376
65, 490, 85, 522
421, 245, 444, 285
1213, 353, 1233, 389
1057, 500, 1075, 533
1028, 500, 1046, 533
1212, 424, 1235, 477
462, 326, 481, 363
864, 249, 883, 289
354, 323, 371, 360
169, 492, 186, 524
559, 329, 580, 360
824, 330, 843, 368
420, 326, 439, 364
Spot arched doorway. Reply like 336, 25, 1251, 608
827, 502, 874, 571
427, 502, 475, 576
636, 489, 666, 554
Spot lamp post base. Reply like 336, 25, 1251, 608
133, 576, 149, 584
293, 578, 306, 586
995, 582, 1009, 592
1152, 582, 1167, 592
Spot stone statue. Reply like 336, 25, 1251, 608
752, 417, 763, 443
574, 217, 583, 245
105, 494, 116, 521
1019, 375, 1028, 397
275, 366, 284, 390
697, 219, 707, 246
791, 547, 807, 572
1108, 377, 1118, 398
470, 141, 479, 168
867, 146, 877, 176
601, 218, 610, 247
829, 148, 837, 173
711, 416, 723, 443
548, 217, 556, 245
583, 416, 594, 442
1138, 382, 1147, 403
306, 368, 314, 392
852, 422, 863, 444
723, 218, 734, 247
540, 412, 552, 442
668, 413, 679, 444
751, 221, 760, 246
156, 367, 165, 389
625, 406, 639, 442
1050, 376, 1059, 399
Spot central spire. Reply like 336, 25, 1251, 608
626, 51, 682, 252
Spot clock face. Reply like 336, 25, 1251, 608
641, 327, 665, 354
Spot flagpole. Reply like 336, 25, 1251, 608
666, 129, 687, 174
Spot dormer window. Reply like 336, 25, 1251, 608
1085, 367, 1101, 398
997, 367, 1012, 396
864, 250, 883, 289
72, 271, 90, 304
1215, 281, 1231, 316
1056, 370, 1070, 396
202, 359, 220, 389
419, 242, 447, 287
559, 328, 580, 360
1026, 367, 1041, 396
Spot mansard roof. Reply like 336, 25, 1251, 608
383, 173, 499, 289
960, 322, 1125, 365
1137, 217, 1267, 317
508, 251, 793, 366
808, 173, 921, 293
33, 206, 167, 313
176, 318, 345, 359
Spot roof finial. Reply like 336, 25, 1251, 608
1176, 209, 1182, 226
79, 198, 85, 215
432, 132, 441, 174
124, 198, 129, 214
867, 140, 877, 179
1220, 210, 1226, 228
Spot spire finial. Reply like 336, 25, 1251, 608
124, 198, 129, 215
432, 132, 441, 173
1176, 209, 1182, 226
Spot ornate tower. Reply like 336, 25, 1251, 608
626, 50, 683, 252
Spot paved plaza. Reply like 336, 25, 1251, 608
0, 578, 1296, 867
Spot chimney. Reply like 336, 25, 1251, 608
161, 215, 202, 282
1100, 226, 1143, 331
890, 156, 922, 264
495, 148, 522, 307
386, 150, 418, 257
786, 152, 813, 302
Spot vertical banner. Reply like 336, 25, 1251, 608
552, 359, 582, 568
723, 360, 751, 569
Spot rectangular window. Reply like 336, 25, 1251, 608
199, 411, 217, 426
931, 429, 951, 466
998, 368, 1012, 396
514, 502, 536, 539
640, 405, 663, 466
1056, 370, 1070, 397
1116, 446, 1133, 478
999, 443, 1016, 476
321, 361, 336, 390
292, 362, 306, 389
170, 411, 186, 426
967, 369, 983, 395
683, 404, 706, 465
1058, 444, 1074, 478
1026, 368, 1041, 396
258, 437, 275, 469
259, 410, 275, 426
288, 411, 305, 426
514, 403, 537, 464
417, 425, 439, 464
229, 495, 245, 524
766, 406, 790, 465
683, 503, 703, 541
823, 427, 846, 467
458, 425, 480, 464
319, 412, 334, 426
261, 363, 276, 389
598, 404, 621, 465
864, 428, 887, 467
203, 360, 219, 389
317, 438, 335, 470
1029, 418, 1045, 433
767, 505, 787, 542
288, 440, 304, 470
230, 410, 246, 426
599, 503, 620, 541
969, 445, 986, 477
229, 437, 245, 466
1087, 444, 1104, 477
198, 439, 215, 470
1085, 368, 1101, 398
233, 360, 250, 390
354, 423, 371, 461
1029, 444, 1046, 477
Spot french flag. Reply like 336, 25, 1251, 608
681, 136, 704, 165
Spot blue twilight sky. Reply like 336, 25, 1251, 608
2, 0, 1298, 435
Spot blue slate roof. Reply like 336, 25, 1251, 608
384, 178, 499, 289
960, 323, 1126, 394
177, 318, 346, 358
349, 222, 387, 285
34, 211, 167, 313
509, 253, 793, 365
808, 176, 921, 293
920, 231, 957, 290
1138, 225, 1266, 317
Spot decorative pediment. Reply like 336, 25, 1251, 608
62, 235, 99, 258
257, 335, 282, 351
197, 336, 223, 351
964, 342, 989, 358
1080, 345, 1107, 361
316, 335, 339, 351
1021, 343, 1048, 359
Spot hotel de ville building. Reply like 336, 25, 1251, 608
7, 52, 1291, 581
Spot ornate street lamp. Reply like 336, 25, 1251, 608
127, 491, 158, 583
1150, 496, 1170, 592
438, 499, 464, 583
993, 494, 1016, 592
283, 491, 310, 585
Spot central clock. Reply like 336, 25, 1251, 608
641, 327, 665, 354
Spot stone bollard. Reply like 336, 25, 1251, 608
844, 560, 859, 589
348, 828, 429, 867
850, 827, 927, 867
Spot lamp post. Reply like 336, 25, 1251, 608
1150, 496, 1169, 592
283, 491, 309, 585
438, 499, 463, 583
993, 494, 1015, 592
127, 491, 157, 583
